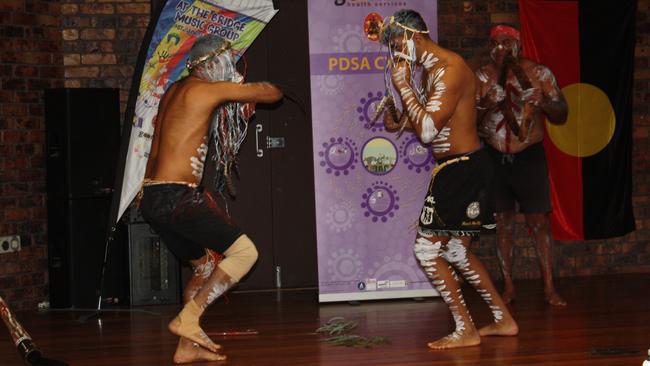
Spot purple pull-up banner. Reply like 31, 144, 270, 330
308, 0, 439, 302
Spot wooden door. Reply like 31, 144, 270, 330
230, 0, 317, 290
267, 0, 318, 289
227, 29, 276, 290
146, 0, 317, 292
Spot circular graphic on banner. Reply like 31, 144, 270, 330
547, 83, 615, 157
362, 137, 398, 175
332, 24, 372, 53
319, 137, 359, 176
357, 91, 385, 132
327, 248, 363, 281
400, 136, 434, 173
314, 74, 345, 96
325, 201, 355, 233
361, 181, 400, 223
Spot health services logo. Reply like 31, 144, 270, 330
334, 0, 407, 6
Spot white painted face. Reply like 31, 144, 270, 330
489, 35, 520, 63
405, 38, 416, 61
390, 35, 416, 62
195, 50, 238, 82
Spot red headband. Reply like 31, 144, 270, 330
490, 25, 520, 41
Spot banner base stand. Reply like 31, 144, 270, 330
319, 289, 439, 303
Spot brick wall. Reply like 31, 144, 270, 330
0, 0, 648, 310
0, 0, 151, 310
61, 0, 150, 115
0, 0, 63, 310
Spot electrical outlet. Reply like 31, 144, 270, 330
0, 236, 21, 254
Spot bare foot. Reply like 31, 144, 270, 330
545, 291, 567, 306
478, 316, 519, 337
173, 338, 226, 364
169, 317, 221, 353
502, 289, 515, 305
427, 330, 481, 350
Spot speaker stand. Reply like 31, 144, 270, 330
68, 226, 160, 323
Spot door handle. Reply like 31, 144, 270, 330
255, 124, 263, 157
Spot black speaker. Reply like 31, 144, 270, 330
45, 88, 125, 308
128, 223, 180, 305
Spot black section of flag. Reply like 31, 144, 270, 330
579, 1, 637, 239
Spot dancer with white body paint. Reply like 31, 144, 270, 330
475, 25, 568, 307
139, 35, 282, 363
379, 9, 518, 350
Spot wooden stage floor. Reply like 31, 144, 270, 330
1, 273, 648, 365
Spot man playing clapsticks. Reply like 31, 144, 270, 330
475, 24, 568, 306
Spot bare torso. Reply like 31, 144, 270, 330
420, 47, 481, 159
144, 75, 281, 185
476, 58, 563, 153
386, 42, 481, 159
145, 77, 213, 184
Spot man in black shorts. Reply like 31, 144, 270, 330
381, 9, 517, 350
139, 35, 282, 363
475, 25, 568, 306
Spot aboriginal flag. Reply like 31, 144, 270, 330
518, 0, 637, 240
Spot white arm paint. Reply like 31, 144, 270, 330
393, 62, 452, 146
398, 83, 438, 144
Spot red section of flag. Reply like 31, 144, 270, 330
519, 0, 583, 240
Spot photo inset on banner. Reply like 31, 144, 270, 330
362, 137, 397, 175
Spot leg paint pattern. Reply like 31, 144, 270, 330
169, 253, 233, 354
185, 249, 220, 303
495, 211, 516, 303
193, 251, 217, 279
203, 277, 234, 309
414, 237, 477, 346
443, 238, 504, 323
526, 213, 566, 306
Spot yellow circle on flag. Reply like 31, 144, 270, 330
546, 83, 615, 157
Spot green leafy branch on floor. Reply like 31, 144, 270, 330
324, 334, 391, 348
316, 317, 357, 335
316, 317, 390, 348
